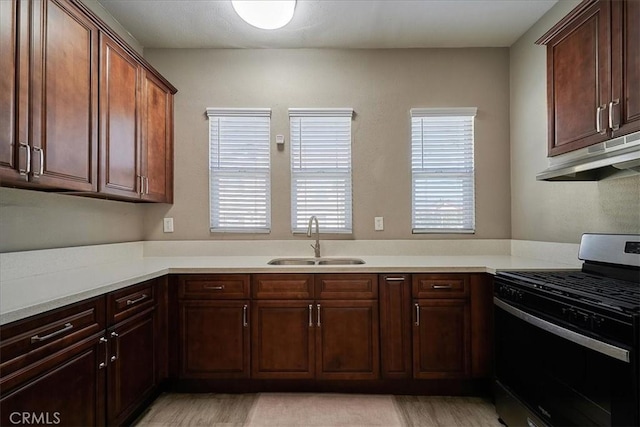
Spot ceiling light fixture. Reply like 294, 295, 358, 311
231, 0, 296, 30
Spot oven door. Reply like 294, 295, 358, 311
494, 297, 637, 427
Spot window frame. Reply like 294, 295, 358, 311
289, 108, 354, 234
410, 107, 477, 234
206, 107, 272, 233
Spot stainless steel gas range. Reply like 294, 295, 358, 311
494, 234, 640, 427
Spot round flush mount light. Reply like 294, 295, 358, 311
231, 0, 296, 30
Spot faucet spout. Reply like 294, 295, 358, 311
307, 216, 321, 258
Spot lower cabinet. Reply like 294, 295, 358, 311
0, 279, 165, 427
250, 274, 379, 381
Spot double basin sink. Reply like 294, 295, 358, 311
268, 257, 365, 266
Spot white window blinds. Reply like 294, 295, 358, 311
207, 108, 271, 233
289, 108, 353, 234
411, 108, 477, 233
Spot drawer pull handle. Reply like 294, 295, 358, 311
308, 304, 313, 327
204, 285, 225, 290
98, 337, 108, 369
33, 146, 44, 177
414, 303, 420, 326
385, 277, 405, 282
317, 304, 321, 327
31, 322, 73, 343
431, 284, 452, 290
110, 331, 119, 362
18, 142, 31, 175
126, 294, 148, 305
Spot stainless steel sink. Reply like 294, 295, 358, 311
268, 258, 316, 265
267, 257, 365, 266
317, 258, 365, 265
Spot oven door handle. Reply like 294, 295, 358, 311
494, 297, 630, 363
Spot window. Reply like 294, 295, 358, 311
289, 108, 353, 233
411, 108, 477, 233
207, 108, 271, 232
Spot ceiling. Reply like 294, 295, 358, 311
97, 0, 558, 49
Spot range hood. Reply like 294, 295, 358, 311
537, 131, 640, 181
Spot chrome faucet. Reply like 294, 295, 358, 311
307, 216, 321, 258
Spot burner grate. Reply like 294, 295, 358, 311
501, 270, 640, 313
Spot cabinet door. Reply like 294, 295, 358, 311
0, 337, 106, 427
413, 299, 470, 379
379, 275, 412, 379
544, 0, 611, 156
179, 301, 250, 378
251, 300, 314, 379
316, 300, 379, 380
107, 309, 156, 426
141, 71, 173, 202
0, 0, 26, 182
99, 34, 141, 199
30, 0, 99, 190
611, 0, 640, 137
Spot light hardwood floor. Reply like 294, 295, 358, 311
134, 393, 502, 426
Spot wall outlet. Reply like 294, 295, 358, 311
374, 217, 384, 231
163, 218, 174, 233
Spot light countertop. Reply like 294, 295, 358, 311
0, 249, 580, 325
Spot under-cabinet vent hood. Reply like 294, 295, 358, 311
537, 131, 640, 181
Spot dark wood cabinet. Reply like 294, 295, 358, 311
141, 71, 174, 203
251, 300, 315, 379
99, 34, 141, 199
178, 275, 251, 379
105, 278, 163, 425
1, 0, 99, 190
379, 274, 412, 379
1, 0, 176, 203
412, 274, 471, 379
315, 300, 379, 380
106, 309, 157, 426
251, 274, 379, 380
537, 0, 640, 156
0, 297, 107, 426
412, 299, 470, 379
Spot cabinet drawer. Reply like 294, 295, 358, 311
315, 274, 378, 299
412, 274, 469, 299
179, 275, 250, 299
0, 297, 106, 380
252, 274, 314, 299
108, 279, 157, 324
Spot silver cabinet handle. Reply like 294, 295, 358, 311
18, 142, 31, 175
32, 147, 44, 176
98, 336, 108, 369
308, 304, 313, 327
414, 303, 420, 326
138, 175, 143, 195
316, 304, 321, 327
596, 104, 607, 134
126, 294, 148, 306
384, 277, 405, 282
243, 304, 248, 327
609, 99, 620, 131
145, 176, 149, 194
431, 284, 452, 290
204, 285, 224, 290
31, 322, 73, 343
110, 331, 119, 362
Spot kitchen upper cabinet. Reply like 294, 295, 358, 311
1, 0, 99, 190
1, 0, 176, 202
537, 0, 640, 156
141, 71, 174, 203
100, 34, 141, 199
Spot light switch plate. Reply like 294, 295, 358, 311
163, 218, 174, 233
374, 217, 384, 231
